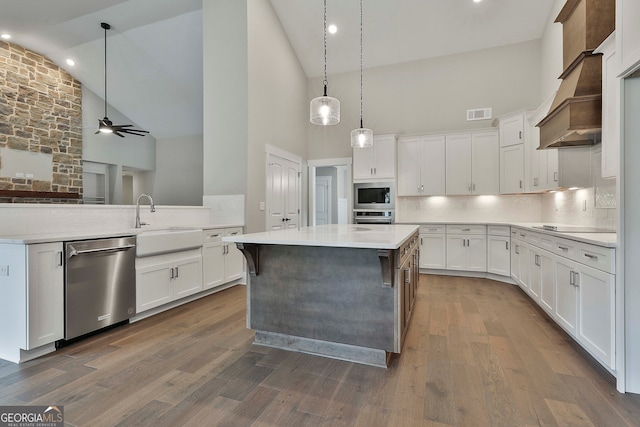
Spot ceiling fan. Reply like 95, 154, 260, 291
96, 22, 149, 138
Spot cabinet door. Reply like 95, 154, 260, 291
445, 134, 472, 195
466, 235, 487, 272
619, 0, 640, 73
373, 135, 396, 179
529, 249, 542, 301
538, 249, 556, 316
446, 235, 467, 270
203, 243, 225, 290
353, 145, 375, 180
499, 114, 524, 147
173, 256, 203, 300
419, 234, 446, 269
546, 149, 559, 189
136, 263, 173, 313
511, 239, 521, 283
397, 138, 421, 196
487, 236, 510, 276
471, 132, 499, 195
600, 35, 619, 179
555, 257, 578, 337
421, 136, 446, 195
224, 243, 245, 282
577, 264, 615, 368
27, 243, 64, 349
500, 144, 525, 194
513, 241, 529, 291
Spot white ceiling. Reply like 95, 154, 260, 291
0, 0, 555, 140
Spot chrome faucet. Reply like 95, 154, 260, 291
135, 193, 155, 228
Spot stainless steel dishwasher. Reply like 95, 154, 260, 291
64, 236, 136, 340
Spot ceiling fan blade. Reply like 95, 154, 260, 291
114, 131, 125, 138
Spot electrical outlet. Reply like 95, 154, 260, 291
15, 172, 24, 178
0, 265, 9, 276
259, 202, 265, 211
26, 173, 34, 178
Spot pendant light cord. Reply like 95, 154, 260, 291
323, 0, 328, 96
102, 23, 109, 118
359, 0, 364, 129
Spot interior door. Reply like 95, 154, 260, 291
315, 176, 331, 225
266, 153, 300, 231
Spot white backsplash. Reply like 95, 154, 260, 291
203, 195, 245, 225
0, 204, 215, 236
396, 194, 542, 223
541, 188, 617, 230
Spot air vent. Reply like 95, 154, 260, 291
466, 108, 492, 121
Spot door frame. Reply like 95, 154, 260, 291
265, 144, 302, 231
315, 175, 332, 225
308, 158, 353, 226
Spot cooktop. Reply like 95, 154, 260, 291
532, 225, 616, 233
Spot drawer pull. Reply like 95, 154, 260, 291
584, 253, 598, 260
462, 228, 471, 232
519, 233, 526, 237
558, 245, 569, 251
429, 228, 438, 231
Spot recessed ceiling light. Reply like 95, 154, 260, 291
1, 33, 11, 40
66, 58, 76, 66
473, 0, 482, 3
328, 24, 337, 34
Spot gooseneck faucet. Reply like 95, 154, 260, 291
135, 193, 155, 228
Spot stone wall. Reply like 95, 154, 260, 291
0, 40, 82, 202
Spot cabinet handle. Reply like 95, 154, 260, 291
519, 131, 522, 140
405, 267, 411, 284
420, 237, 423, 245
230, 231, 238, 235
533, 177, 539, 187
462, 228, 471, 232
574, 272, 580, 287
418, 184, 421, 191
520, 233, 526, 238
170, 267, 175, 279
584, 253, 598, 260
505, 242, 509, 250
519, 180, 523, 189
558, 245, 569, 251
468, 184, 472, 192
175, 267, 179, 278
535, 254, 540, 266
472, 183, 476, 191
58, 251, 63, 266
421, 184, 424, 192
515, 245, 519, 255
554, 171, 558, 182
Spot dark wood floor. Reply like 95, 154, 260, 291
1, 275, 640, 426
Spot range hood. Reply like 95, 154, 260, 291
537, 0, 615, 149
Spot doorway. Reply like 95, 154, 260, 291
308, 158, 352, 226
265, 145, 301, 231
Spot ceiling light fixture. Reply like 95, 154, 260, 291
96, 22, 149, 138
310, 0, 340, 126
66, 58, 75, 67
328, 24, 337, 34
351, 0, 373, 148
1, 34, 11, 40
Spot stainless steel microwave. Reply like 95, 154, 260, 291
354, 182, 395, 210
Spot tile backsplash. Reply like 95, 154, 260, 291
541, 187, 617, 230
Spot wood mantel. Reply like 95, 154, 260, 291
0, 190, 81, 199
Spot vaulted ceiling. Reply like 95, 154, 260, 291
0, 0, 555, 140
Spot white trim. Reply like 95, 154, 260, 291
308, 158, 353, 226
308, 157, 352, 167
265, 144, 302, 164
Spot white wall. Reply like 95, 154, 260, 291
539, 0, 565, 102
307, 40, 542, 160
153, 134, 203, 206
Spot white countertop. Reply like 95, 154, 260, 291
0, 223, 244, 245
400, 221, 616, 248
223, 224, 420, 250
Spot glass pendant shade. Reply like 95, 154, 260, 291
351, 126, 373, 148
310, 91, 340, 126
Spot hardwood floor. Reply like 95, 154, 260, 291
1, 275, 640, 426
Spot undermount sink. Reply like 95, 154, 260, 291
136, 228, 202, 257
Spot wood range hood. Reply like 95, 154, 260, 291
537, 0, 615, 149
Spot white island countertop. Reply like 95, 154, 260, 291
223, 224, 420, 250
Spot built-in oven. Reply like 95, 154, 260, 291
354, 182, 395, 210
353, 210, 395, 224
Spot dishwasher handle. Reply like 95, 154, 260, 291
68, 244, 136, 258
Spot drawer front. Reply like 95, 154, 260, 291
420, 224, 446, 234
446, 224, 486, 235
552, 236, 579, 260
225, 227, 243, 237
487, 225, 510, 236
203, 229, 224, 242
511, 228, 528, 241
528, 231, 555, 251
578, 242, 615, 274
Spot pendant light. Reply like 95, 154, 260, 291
351, 0, 373, 148
310, 0, 340, 126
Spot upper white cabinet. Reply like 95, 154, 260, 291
498, 111, 528, 194
397, 135, 445, 196
499, 114, 525, 147
595, 32, 620, 178
353, 133, 396, 181
445, 131, 499, 195
617, 0, 640, 75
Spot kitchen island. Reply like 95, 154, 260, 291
223, 224, 419, 367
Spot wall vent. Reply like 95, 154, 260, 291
466, 108, 492, 121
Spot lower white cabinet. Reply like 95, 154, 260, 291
511, 239, 529, 291
27, 243, 64, 350
203, 228, 244, 291
529, 247, 555, 315
136, 248, 202, 313
419, 225, 446, 269
487, 226, 511, 276
446, 234, 486, 272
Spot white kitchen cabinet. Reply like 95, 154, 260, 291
419, 224, 446, 269
397, 135, 445, 196
27, 243, 64, 350
617, 0, 640, 75
223, 228, 244, 282
528, 246, 555, 313
500, 144, 525, 194
487, 235, 510, 277
136, 248, 202, 313
353, 133, 396, 181
499, 114, 525, 147
555, 256, 579, 337
446, 225, 486, 272
595, 32, 620, 178
445, 132, 499, 195
576, 263, 615, 369
203, 228, 244, 291
510, 229, 530, 292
